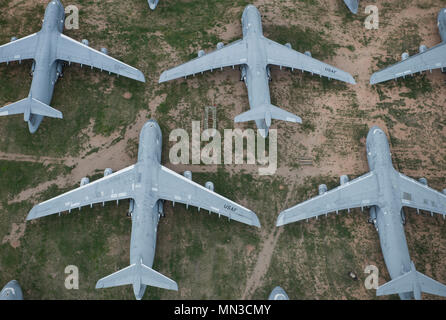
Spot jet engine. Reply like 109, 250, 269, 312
80, 177, 90, 186
418, 177, 428, 186
285, 43, 292, 49
205, 181, 214, 191
401, 52, 409, 61
104, 168, 113, 177
81, 39, 89, 46
304, 51, 312, 57
183, 171, 192, 180
217, 42, 224, 50
400, 208, 406, 225
101, 48, 108, 55
443, 189, 446, 195
340, 175, 349, 185
10, 37, 17, 42
419, 45, 427, 53
198, 50, 205, 58
318, 184, 327, 195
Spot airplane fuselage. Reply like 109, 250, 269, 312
438, 8, 446, 42
27, 0, 65, 133
366, 127, 412, 299
128, 120, 163, 299
241, 5, 274, 136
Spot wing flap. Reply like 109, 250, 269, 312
27, 165, 137, 220
159, 39, 248, 82
157, 166, 260, 227
56, 34, 145, 82
263, 38, 356, 84
277, 172, 379, 226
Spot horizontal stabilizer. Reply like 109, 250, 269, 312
377, 261, 446, 300
0, 97, 62, 121
96, 262, 178, 292
234, 104, 302, 127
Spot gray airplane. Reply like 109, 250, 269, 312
343, 0, 360, 14
159, 5, 355, 138
0, 280, 23, 300
277, 126, 446, 300
371, 8, 446, 84
26, 119, 260, 300
148, 0, 159, 10
268, 286, 289, 300
0, 0, 145, 133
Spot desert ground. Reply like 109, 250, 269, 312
0, 0, 445, 300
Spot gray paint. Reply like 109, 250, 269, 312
148, 0, 159, 10
159, 5, 355, 138
371, 9, 446, 84
0, 280, 23, 300
268, 286, 289, 300
277, 126, 446, 300
343, 0, 359, 14
0, 0, 145, 133
27, 119, 260, 300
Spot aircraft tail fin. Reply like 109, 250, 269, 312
234, 104, 302, 127
0, 96, 63, 122
95, 261, 178, 299
377, 261, 446, 300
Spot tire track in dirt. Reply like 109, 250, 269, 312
242, 181, 296, 299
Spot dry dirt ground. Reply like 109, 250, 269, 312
0, 0, 445, 300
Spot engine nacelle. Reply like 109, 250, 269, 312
418, 177, 428, 186
205, 181, 214, 191
285, 43, 292, 49
304, 51, 312, 57
81, 39, 89, 46
80, 177, 90, 186
318, 184, 327, 195
419, 45, 427, 53
104, 168, 113, 177
443, 189, 446, 195
10, 36, 17, 42
100, 47, 108, 55
400, 208, 406, 225
183, 171, 192, 180
340, 175, 349, 185
401, 52, 409, 61
217, 42, 224, 50
198, 50, 205, 58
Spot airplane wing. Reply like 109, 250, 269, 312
263, 38, 356, 84
55, 34, 145, 82
157, 165, 260, 227
0, 33, 39, 63
276, 172, 380, 226
370, 42, 446, 84
159, 39, 248, 82
344, 0, 359, 14
398, 173, 446, 217
27, 165, 137, 220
